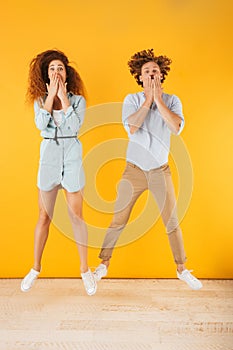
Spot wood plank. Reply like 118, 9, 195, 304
0, 279, 232, 349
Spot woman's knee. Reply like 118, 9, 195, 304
68, 209, 84, 224
38, 209, 52, 225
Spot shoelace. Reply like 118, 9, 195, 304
24, 271, 37, 285
95, 265, 105, 273
82, 271, 95, 289
183, 269, 197, 281
94, 265, 107, 278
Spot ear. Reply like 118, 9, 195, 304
139, 75, 143, 82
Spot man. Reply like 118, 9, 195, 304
94, 49, 202, 290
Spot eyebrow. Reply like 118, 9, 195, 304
49, 64, 64, 67
142, 66, 158, 71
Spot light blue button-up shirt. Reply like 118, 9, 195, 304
122, 91, 185, 171
34, 93, 86, 192
34, 93, 86, 138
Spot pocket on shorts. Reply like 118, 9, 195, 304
39, 139, 50, 160
64, 138, 83, 162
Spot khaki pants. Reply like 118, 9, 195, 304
99, 162, 187, 264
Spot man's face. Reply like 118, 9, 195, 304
140, 61, 162, 85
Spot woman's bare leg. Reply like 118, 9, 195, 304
33, 186, 59, 271
64, 189, 88, 273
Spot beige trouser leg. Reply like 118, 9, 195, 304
99, 163, 148, 260
99, 162, 186, 264
148, 164, 186, 264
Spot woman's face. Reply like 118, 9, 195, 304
48, 59, 67, 83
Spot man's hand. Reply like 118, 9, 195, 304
152, 74, 163, 103
143, 76, 154, 106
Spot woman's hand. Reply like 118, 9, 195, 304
57, 78, 67, 101
46, 73, 59, 98
57, 77, 70, 112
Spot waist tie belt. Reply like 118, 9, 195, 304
44, 127, 77, 145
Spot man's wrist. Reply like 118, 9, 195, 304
154, 96, 163, 105
144, 98, 153, 108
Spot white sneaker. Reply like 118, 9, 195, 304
93, 263, 108, 281
177, 269, 203, 290
81, 269, 97, 296
21, 268, 40, 292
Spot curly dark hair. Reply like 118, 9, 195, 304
128, 49, 172, 86
26, 49, 86, 103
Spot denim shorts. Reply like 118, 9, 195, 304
37, 138, 85, 192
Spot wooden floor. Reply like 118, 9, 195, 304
0, 279, 232, 350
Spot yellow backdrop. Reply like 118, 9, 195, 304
0, 0, 232, 278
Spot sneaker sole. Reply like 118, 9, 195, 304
86, 284, 97, 296
178, 277, 203, 290
20, 282, 31, 292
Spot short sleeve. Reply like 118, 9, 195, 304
122, 94, 138, 134
170, 95, 185, 135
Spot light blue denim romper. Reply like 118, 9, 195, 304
34, 93, 85, 192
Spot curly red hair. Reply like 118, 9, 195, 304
128, 49, 172, 86
26, 49, 86, 103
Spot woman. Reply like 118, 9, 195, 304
21, 49, 96, 296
